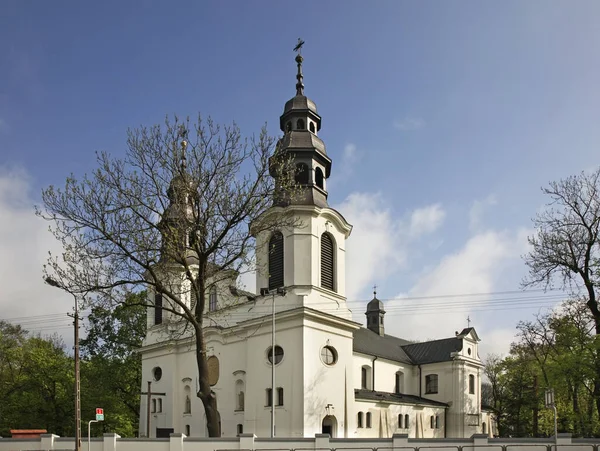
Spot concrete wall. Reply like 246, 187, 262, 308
0, 432, 594, 451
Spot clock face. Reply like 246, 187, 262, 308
207, 356, 220, 386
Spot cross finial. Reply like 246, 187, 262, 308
467, 316, 471, 327
373, 284, 377, 298
293, 38, 305, 55
293, 38, 305, 96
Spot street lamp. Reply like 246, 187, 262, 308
45, 277, 81, 451
259, 286, 286, 438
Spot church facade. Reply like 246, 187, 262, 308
138, 50, 494, 439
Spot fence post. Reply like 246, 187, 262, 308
40, 433, 59, 450
556, 433, 572, 448
169, 433, 185, 451
315, 433, 331, 450
392, 433, 409, 450
471, 433, 488, 451
238, 433, 256, 451
102, 433, 120, 451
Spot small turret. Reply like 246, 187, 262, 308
365, 287, 385, 336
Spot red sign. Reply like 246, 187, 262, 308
96, 408, 103, 415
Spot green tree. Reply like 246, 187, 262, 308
523, 168, 600, 417
80, 292, 146, 437
37, 116, 299, 436
0, 323, 75, 437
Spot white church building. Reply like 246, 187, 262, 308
139, 50, 494, 440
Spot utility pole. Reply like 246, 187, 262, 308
45, 278, 81, 451
140, 381, 166, 437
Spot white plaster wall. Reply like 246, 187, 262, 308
301, 318, 356, 437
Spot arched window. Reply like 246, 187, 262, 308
321, 233, 335, 292
183, 385, 191, 414
268, 232, 284, 290
435, 415, 440, 429
309, 122, 316, 133
482, 422, 487, 434
154, 292, 163, 325
366, 412, 372, 428
395, 371, 404, 394
185, 425, 190, 436
237, 424, 243, 435
209, 286, 217, 312
315, 167, 324, 189
277, 387, 284, 406
158, 398, 163, 412
297, 118, 305, 129
361, 365, 372, 389
235, 379, 245, 411
430, 415, 434, 429
152, 399, 156, 413
265, 388, 272, 407
295, 163, 309, 185
398, 414, 403, 428
357, 412, 363, 428
469, 374, 475, 394
405, 414, 409, 429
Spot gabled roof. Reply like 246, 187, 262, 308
353, 327, 413, 364
355, 389, 448, 408
401, 336, 463, 364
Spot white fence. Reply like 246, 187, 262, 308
0, 433, 597, 451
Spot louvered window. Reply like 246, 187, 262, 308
154, 293, 163, 325
268, 232, 284, 290
321, 233, 335, 291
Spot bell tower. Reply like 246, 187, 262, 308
273, 41, 332, 208
256, 41, 352, 314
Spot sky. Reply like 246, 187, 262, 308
1, 1, 600, 358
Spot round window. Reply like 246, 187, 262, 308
321, 346, 338, 366
468, 348, 472, 355
153, 367, 162, 381
267, 346, 284, 365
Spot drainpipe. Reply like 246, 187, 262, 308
372, 356, 378, 391
418, 365, 422, 398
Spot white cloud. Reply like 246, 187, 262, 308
328, 143, 361, 189
469, 195, 497, 232
336, 192, 405, 302
393, 117, 425, 131
336, 193, 446, 303
385, 229, 528, 342
0, 167, 73, 337
409, 204, 446, 238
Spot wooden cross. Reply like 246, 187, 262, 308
140, 381, 166, 437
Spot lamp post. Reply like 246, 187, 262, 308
545, 388, 558, 451
45, 277, 81, 451
259, 286, 286, 438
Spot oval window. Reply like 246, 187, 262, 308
267, 345, 284, 365
321, 346, 338, 365
153, 366, 162, 381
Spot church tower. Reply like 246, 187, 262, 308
255, 42, 352, 316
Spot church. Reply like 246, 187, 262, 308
138, 48, 494, 440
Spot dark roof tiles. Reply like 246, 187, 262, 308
355, 389, 449, 408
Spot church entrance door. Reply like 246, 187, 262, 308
321, 415, 337, 437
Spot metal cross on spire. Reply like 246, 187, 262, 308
293, 38, 305, 96
293, 38, 305, 55
373, 284, 377, 298
467, 316, 471, 327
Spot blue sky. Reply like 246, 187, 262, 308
1, 1, 599, 355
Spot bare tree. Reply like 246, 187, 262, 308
36, 115, 299, 437
523, 167, 600, 418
